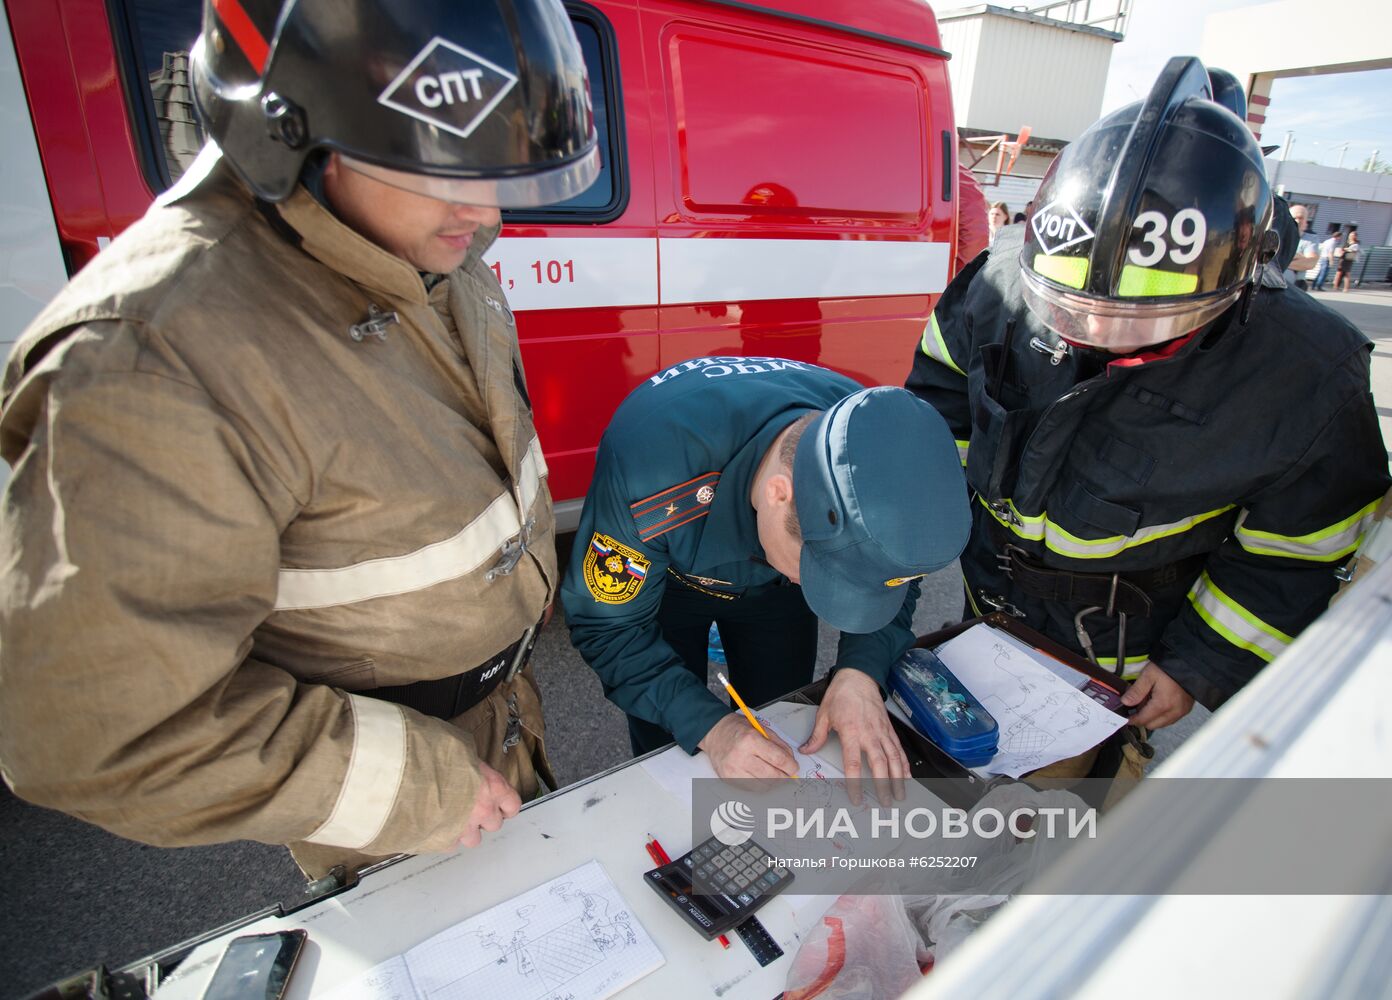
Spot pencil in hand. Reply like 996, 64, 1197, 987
716, 673, 799, 781
716, 672, 771, 739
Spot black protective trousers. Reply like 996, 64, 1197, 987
627, 578, 819, 755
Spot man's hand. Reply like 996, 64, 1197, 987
698, 712, 799, 781
455, 762, 523, 848
1120, 661, 1195, 729
802, 669, 908, 805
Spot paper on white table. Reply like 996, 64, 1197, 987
318, 861, 662, 1000
316, 958, 413, 1000
742, 714, 845, 936
637, 703, 845, 930
638, 701, 839, 806
934, 624, 1126, 778
757, 713, 844, 782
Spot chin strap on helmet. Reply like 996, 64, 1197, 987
1241, 228, 1284, 325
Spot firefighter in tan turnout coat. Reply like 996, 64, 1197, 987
0, 0, 600, 876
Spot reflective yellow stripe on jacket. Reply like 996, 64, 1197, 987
1187, 571, 1292, 663
919, 314, 965, 376
981, 496, 1235, 560
1234, 499, 1381, 562
1097, 653, 1149, 681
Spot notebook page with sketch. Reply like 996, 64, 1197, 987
320, 860, 663, 1000
932, 623, 1126, 778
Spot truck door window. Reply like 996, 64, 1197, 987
502, 6, 627, 224
114, 0, 204, 189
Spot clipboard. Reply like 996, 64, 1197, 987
786, 613, 1135, 808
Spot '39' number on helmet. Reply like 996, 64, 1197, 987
1128, 208, 1207, 267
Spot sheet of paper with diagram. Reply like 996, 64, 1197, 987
933, 624, 1127, 778
758, 713, 844, 801
639, 700, 841, 804
320, 861, 663, 1000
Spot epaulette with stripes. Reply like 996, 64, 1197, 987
631, 472, 720, 542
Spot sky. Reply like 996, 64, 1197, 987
937, 0, 1392, 170
1098, 0, 1392, 169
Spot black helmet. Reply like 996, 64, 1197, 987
191, 0, 599, 205
1020, 57, 1277, 352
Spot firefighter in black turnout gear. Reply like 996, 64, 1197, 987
907, 58, 1389, 733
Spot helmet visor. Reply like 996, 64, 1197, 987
339, 147, 600, 209
1021, 266, 1238, 352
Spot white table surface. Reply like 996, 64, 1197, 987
152, 702, 842, 1000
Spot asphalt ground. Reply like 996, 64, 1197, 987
2, 287, 1387, 997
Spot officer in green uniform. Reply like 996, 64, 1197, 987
561, 356, 969, 792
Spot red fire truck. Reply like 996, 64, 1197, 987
2, 0, 959, 525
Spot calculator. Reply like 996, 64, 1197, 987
644, 835, 794, 940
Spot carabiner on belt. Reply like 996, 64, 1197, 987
1073, 571, 1128, 671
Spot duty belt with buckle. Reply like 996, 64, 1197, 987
369, 618, 542, 721
997, 544, 1155, 618
995, 543, 1153, 667
993, 543, 1205, 670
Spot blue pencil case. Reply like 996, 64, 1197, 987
889, 648, 999, 767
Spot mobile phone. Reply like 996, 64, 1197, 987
202, 930, 307, 1000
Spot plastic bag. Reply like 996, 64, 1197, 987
909, 784, 1087, 965
784, 784, 1090, 996
905, 894, 1007, 966
783, 894, 929, 1000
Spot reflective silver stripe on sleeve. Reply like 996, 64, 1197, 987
304, 694, 407, 850
1186, 572, 1292, 663
517, 435, 547, 518
1233, 500, 1379, 562
274, 439, 546, 610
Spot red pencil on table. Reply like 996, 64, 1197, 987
647, 834, 730, 949
646, 834, 672, 864
644, 839, 665, 866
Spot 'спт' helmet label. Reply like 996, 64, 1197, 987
378, 37, 518, 140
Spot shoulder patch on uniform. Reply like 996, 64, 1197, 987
631, 472, 720, 542
583, 533, 651, 604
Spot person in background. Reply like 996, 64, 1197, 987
561, 359, 970, 799
906, 58, 1387, 763
1281, 203, 1319, 289
1335, 227, 1361, 291
988, 201, 1011, 245
1311, 222, 1343, 292
0, 0, 598, 879
956, 163, 991, 274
